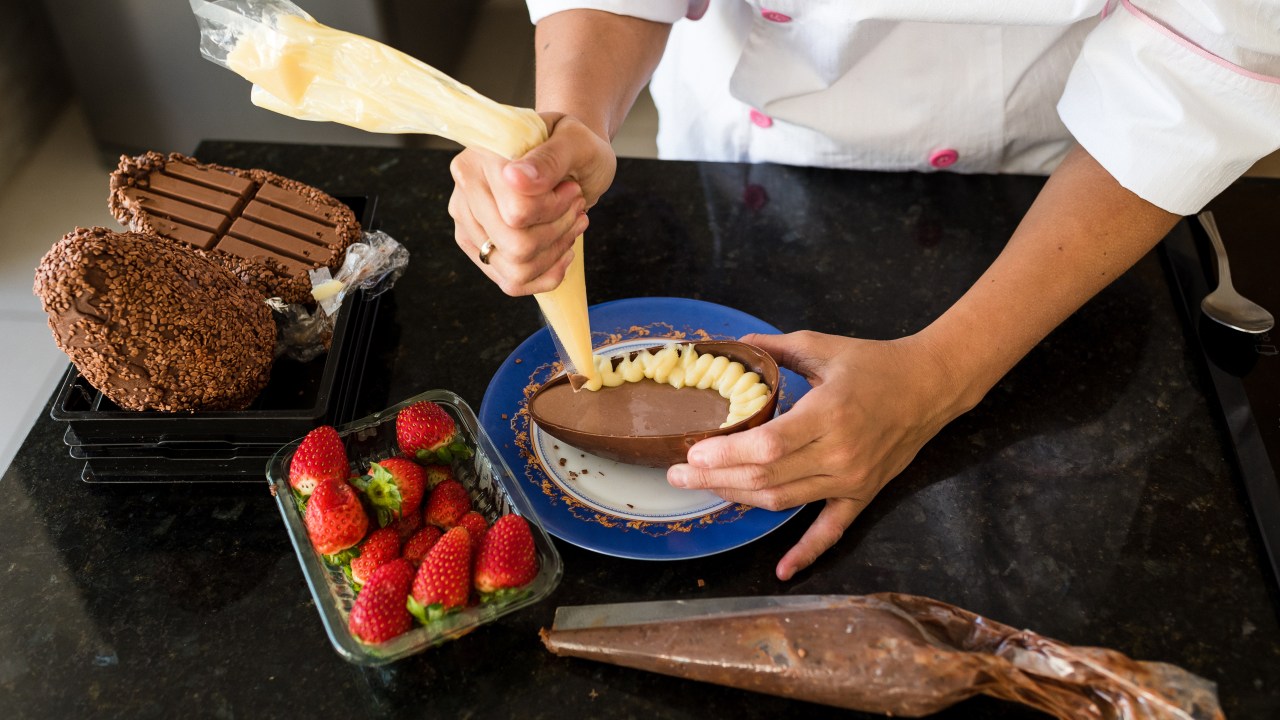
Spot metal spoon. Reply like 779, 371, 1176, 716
1197, 211, 1275, 334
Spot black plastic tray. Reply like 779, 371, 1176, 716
79, 454, 274, 482
50, 196, 378, 446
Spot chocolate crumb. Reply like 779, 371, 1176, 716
697, 578, 706, 588
558, 458, 567, 467
626, 503, 635, 509
515, 358, 523, 364
501, 413, 508, 420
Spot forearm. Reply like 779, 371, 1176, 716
534, 10, 671, 141
921, 145, 1180, 415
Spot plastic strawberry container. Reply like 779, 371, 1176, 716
266, 389, 564, 665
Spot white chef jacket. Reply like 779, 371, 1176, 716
525, 0, 1280, 215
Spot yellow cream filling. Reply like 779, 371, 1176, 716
582, 344, 771, 428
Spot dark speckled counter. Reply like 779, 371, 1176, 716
2, 142, 1277, 719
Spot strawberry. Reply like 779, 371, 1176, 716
303, 478, 369, 558
391, 509, 423, 542
424, 479, 472, 529
352, 458, 426, 527
289, 425, 348, 496
348, 559, 415, 644
408, 527, 472, 622
422, 464, 455, 490
349, 526, 402, 587
402, 525, 444, 567
474, 514, 539, 596
396, 401, 473, 464
456, 511, 489, 556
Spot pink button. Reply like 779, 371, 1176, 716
749, 109, 773, 128
929, 148, 959, 168
761, 9, 792, 22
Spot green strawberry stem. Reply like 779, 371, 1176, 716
292, 489, 308, 514
323, 547, 358, 566
414, 442, 473, 465
406, 595, 458, 625
342, 564, 363, 593
479, 587, 533, 605
351, 463, 403, 527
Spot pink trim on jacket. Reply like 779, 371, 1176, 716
1121, 0, 1280, 85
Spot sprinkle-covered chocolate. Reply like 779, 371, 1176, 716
33, 227, 276, 411
109, 152, 359, 304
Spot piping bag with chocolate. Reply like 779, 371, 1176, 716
190, 0, 599, 387
543, 594, 1223, 719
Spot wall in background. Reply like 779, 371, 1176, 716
39, 0, 479, 167
0, 0, 71, 188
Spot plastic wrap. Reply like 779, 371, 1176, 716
271, 230, 407, 362
542, 593, 1223, 720
190, 0, 598, 384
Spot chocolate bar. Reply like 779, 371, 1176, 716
110, 152, 360, 304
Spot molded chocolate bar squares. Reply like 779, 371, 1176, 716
110, 152, 360, 304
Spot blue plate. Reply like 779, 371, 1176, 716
479, 296, 811, 560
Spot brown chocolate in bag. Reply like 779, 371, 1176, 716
542, 593, 1222, 719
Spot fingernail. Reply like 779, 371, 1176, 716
687, 448, 708, 466
668, 466, 688, 488
510, 162, 538, 181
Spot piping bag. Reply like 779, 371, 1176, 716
190, 0, 599, 387
542, 594, 1223, 719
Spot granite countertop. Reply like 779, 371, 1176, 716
2, 141, 1277, 718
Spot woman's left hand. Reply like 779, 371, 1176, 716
667, 330, 968, 580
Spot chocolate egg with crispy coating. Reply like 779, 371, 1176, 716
33, 227, 276, 411
528, 340, 780, 468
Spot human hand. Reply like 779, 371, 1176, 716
448, 112, 617, 295
667, 331, 967, 581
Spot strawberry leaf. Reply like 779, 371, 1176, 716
406, 595, 459, 624
342, 563, 362, 593
292, 489, 308, 514
479, 587, 533, 605
351, 463, 403, 525
406, 595, 430, 625
323, 547, 358, 566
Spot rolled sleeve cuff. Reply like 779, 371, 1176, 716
527, 0, 695, 24
1058, 3, 1280, 215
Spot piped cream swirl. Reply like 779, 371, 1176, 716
582, 344, 771, 428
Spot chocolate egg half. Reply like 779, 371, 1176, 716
528, 340, 780, 468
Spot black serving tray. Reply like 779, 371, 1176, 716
78, 453, 276, 482
49, 196, 379, 447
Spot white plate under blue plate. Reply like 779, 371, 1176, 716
478, 296, 811, 561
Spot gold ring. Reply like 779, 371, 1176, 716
479, 240, 495, 265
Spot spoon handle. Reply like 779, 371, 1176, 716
1197, 211, 1235, 290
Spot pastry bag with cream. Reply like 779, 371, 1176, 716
190, 0, 598, 386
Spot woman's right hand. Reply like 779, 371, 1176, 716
448, 112, 617, 296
